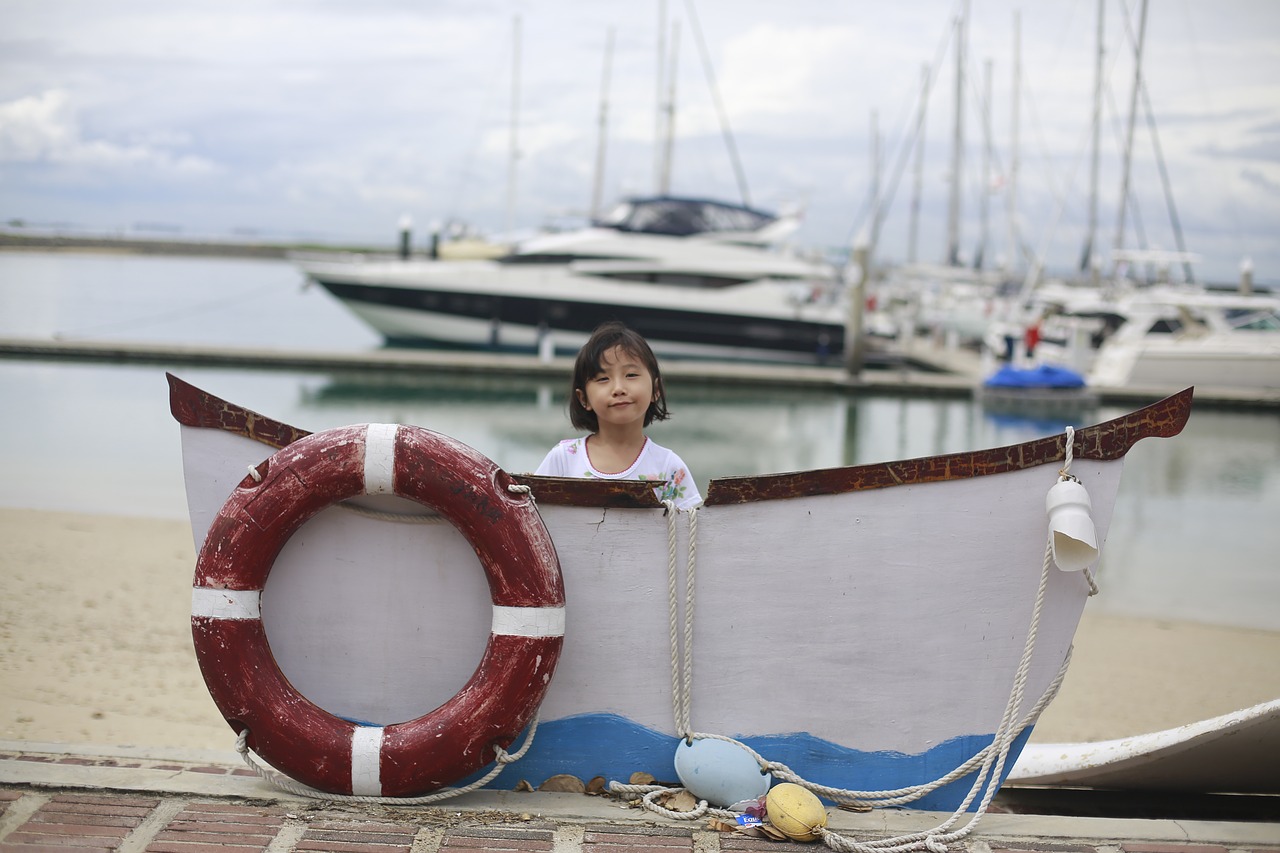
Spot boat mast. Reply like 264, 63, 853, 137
504, 15, 521, 235
683, 0, 751, 208
1006, 10, 1021, 274
654, 0, 666, 193
946, 0, 967, 266
1112, 0, 1148, 280
658, 22, 680, 196
908, 64, 929, 265
590, 28, 615, 221
976, 58, 992, 270
1080, 0, 1104, 280
868, 110, 881, 260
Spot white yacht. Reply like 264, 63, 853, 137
299, 196, 852, 364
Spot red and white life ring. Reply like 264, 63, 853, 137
190, 423, 564, 797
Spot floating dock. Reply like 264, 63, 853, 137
1, 336, 1276, 409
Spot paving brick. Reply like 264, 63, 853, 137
1, 841, 117, 853
154, 829, 280, 846
438, 828, 555, 852
145, 842, 267, 853
2, 794, 147, 852
28, 811, 143, 829
294, 835, 414, 845
583, 828, 694, 850
51, 794, 161, 810
992, 845, 1099, 853
1122, 845, 1230, 853
303, 828, 418, 841
41, 801, 154, 820
3, 831, 131, 848
176, 803, 286, 818
446, 828, 555, 842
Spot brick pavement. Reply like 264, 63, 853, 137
2, 745, 1278, 853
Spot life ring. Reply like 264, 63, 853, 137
190, 423, 564, 797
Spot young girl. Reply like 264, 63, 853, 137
535, 321, 702, 510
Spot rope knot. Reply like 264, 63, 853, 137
926, 836, 949, 853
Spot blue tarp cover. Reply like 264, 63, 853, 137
983, 364, 1088, 389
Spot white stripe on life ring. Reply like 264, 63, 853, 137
491, 605, 566, 638
192, 587, 261, 620
363, 423, 398, 495
350, 726, 384, 796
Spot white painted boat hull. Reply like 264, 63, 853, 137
170, 377, 1193, 806
1008, 698, 1280, 794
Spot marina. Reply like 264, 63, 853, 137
5, 0, 1280, 843
3, 252, 1279, 843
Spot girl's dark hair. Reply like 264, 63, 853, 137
568, 321, 670, 431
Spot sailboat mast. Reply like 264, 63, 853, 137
504, 15, 521, 235
658, 22, 680, 196
1081, 0, 1104, 278
590, 28, 615, 221
908, 64, 929, 265
869, 110, 881, 259
654, 0, 667, 193
1112, 0, 1148, 278
1006, 10, 1021, 273
977, 58, 992, 270
946, 0, 967, 266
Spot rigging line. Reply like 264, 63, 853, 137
848, 0, 962, 250
1117, 0, 1195, 283
1102, 68, 1151, 261
52, 280, 284, 340
681, 0, 750, 208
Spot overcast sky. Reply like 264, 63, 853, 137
2, 0, 1278, 284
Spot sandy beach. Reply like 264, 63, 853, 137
2, 507, 1278, 753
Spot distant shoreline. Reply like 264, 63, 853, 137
0, 231, 378, 261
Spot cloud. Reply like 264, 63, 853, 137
0, 89, 216, 175
1240, 167, 1280, 194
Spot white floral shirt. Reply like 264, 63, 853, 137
534, 437, 702, 510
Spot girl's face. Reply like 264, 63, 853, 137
576, 345, 655, 431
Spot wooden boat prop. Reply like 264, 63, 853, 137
168, 373, 1193, 810
1008, 698, 1280, 795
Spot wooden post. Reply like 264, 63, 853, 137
844, 244, 869, 377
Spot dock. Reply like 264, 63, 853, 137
2, 336, 1276, 410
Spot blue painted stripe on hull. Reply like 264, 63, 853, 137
462, 713, 1031, 812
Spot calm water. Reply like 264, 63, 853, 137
2, 251, 1278, 631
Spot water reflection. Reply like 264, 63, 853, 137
1, 360, 1276, 631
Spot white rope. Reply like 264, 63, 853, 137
617, 426, 1092, 849
234, 713, 540, 804
331, 482, 535, 524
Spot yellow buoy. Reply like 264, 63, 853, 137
765, 782, 828, 842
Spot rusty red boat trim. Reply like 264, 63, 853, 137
192, 423, 564, 797
167, 372, 1194, 508
168, 372, 309, 450
703, 387, 1193, 505
167, 372, 664, 509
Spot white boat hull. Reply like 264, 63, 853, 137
170, 376, 1193, 805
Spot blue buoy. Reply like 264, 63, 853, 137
673, 737, 771, 807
